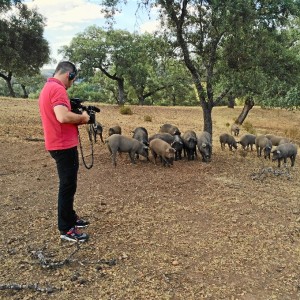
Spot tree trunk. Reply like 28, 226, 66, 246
172, 95, 176, 106
138, 95, 145, 106
0, 72, 15, 97
227, 93, 235, 108
21, 84, 28, 98
235, 96, 255, 125
7, 80, 15, 98
98, 65, 125, 105
202, 101, 213, 135
117, 78, 125, 105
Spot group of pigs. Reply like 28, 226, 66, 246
98, 122, 297, 168
219, 124, 297, 167
104, 123, 212, 167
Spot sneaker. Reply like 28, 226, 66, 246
75, 217, 90, 228
60, 227, 89, 242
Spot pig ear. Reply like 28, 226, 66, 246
202, 143, 207, 148
276, 150, 281, 154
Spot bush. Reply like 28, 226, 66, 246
144, 115, 152, 122
119, 106, 133, 115
284, 127, 299, 142
242, 121, 256, 134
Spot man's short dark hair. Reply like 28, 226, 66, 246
54, 61, 77, 76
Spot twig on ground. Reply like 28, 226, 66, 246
250, 165, 292, 181
30, 243, 117, 269
30, 243, 81, 269
0, 283, 60, 293
24, 137, 44, 142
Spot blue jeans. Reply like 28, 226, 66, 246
49, 146, 79, 232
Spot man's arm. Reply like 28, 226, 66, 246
54, 105, 90, 124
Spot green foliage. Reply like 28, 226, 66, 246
2, 0, 299, 111
261, 86, 300, 110
62, 1, 300, 113
61, 26, 199, 106
119, 106, 132, 115
68, 82, 105, 102
2, 4, 50, 74
0, 2, 50, 97
284, 88, 300, 109
0, 79, 9, 96
98, 0, 300, 134
0, 0, 21, 12
61, 27, 137, 104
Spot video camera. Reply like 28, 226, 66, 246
70, 98, 100, 124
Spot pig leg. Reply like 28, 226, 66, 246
277, 158, 282, 168
99, 132, 104, 143
168, 157, 174, 165
129, 151, 136, 164
291, 155, 295, 167
151, 150, 157, 165
161, 156, 170, 167
107, 144, 112, 154
111, 150, 117, 167
159, 156, 164, 165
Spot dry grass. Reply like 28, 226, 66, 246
1, 97, 300, 300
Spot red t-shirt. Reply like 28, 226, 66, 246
39, 78, 78, 151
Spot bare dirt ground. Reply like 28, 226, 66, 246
1, 97, 300, 300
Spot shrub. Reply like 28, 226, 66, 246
225, 122, 230, 127
242, 121, 256, 134
119, 106, 133, 115
284, 127, 299, 142
144, 115, 152, 122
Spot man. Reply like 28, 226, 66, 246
39, 61, 90, 242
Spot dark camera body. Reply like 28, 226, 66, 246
70, 98, 100, 124
70, 98, 100, 114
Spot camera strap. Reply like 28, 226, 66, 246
78, 125, 94, 169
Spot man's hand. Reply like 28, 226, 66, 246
87, 111, 95, 124
81, 111, 90, 124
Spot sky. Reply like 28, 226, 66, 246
24, 0, 160, 68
